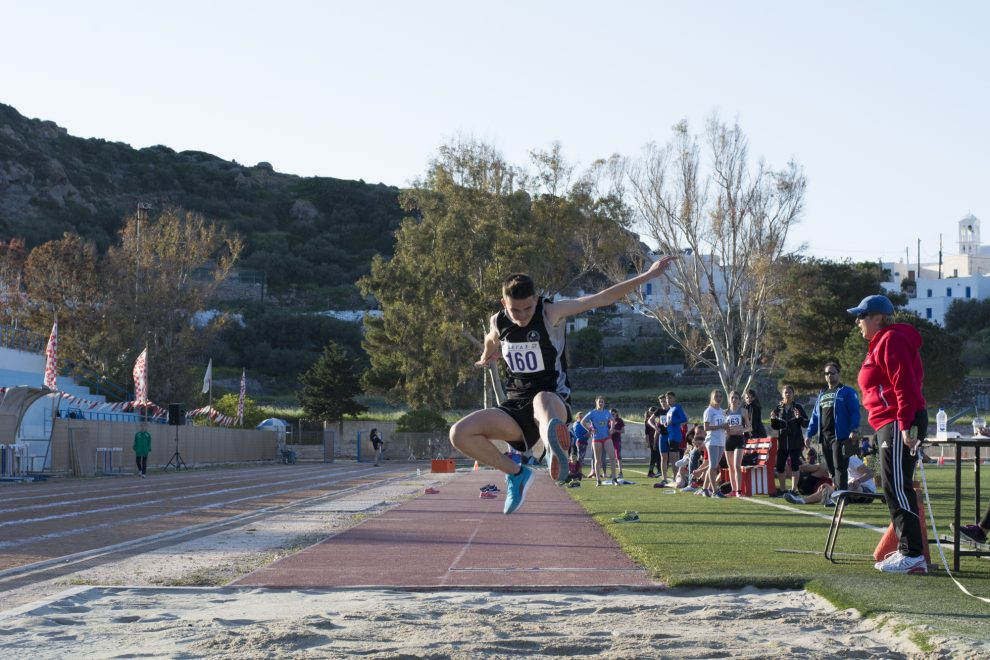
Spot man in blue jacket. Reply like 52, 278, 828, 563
806, 360, 861, 491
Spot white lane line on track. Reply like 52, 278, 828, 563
441, 510, 490, 586
0, 469, 416, 583
0, 466, 343, 513
0, 465, 386, 529
0, 467, 393, 549
0, 465, 341, 505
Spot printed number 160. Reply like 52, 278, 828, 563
509, 352, 538, 371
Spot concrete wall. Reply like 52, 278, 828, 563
49, 419, 277, 473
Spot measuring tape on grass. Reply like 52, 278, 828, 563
915, 450, 990, 604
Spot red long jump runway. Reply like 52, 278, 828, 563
0, 463, 401, 592
235, 470, 657, 589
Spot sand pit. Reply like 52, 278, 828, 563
0, 469, 967, 658
0, 586, 925, 659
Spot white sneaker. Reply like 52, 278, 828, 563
783, 492, 805, 505
874, 550, 927, 574
680, 486, 697, 493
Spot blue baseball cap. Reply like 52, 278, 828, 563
847, 294, 894, 316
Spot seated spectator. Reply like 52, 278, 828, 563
784, 452, 876, 507
565, 444, 583, 482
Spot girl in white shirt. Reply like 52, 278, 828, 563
702, 389, 728, 498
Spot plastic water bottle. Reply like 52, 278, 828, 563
936, 408, 947, 437
416, 468, 422, 477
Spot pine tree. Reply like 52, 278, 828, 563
298, 341, 367, 423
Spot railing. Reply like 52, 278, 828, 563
64, 361, 132, 402
0, 324, 46, 354
61, 408, 166, 424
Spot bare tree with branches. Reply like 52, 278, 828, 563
625, 116, 806, 394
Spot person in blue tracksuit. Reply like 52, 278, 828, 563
805, 360, 861, 491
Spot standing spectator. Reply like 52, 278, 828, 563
849, 294, 929, 574
702, 389, 728, 498
370, 428, 384, 466
583, 397, 617, 486
805, 361, 861, 490
661, 391, 688, 485
644, 405, 661, 477
724, 391, 752, 497
769, 384, 809, 496
572, 412, 590, 467
609, 408, 625, 479
650, 394, 670, 478
744, 390, 768, 439
133, 423, 151, 478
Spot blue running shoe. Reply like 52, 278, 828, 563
504, 465, 535, 514
545, 418, 571, 483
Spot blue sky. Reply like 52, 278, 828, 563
2, 1, 987, 264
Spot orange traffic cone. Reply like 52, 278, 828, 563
473, 460, 480, 471
937, 456, 944, 466
873, 482, 930, 564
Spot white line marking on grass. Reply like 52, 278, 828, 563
742, 497, 885, 533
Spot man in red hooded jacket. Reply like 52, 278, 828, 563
850, 295, 928, 575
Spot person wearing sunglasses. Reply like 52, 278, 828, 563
848, 294, 928, 575
805, 360, 861, 491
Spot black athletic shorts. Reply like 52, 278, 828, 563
725, 434, 746, 452
497, 393, 572, 453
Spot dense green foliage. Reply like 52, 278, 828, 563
395, 408, 449, 432
212, 392, 267, 428
298, 341, 367, 422
214, 303, 366, 386
0, 103, 404, 306
766, 258, 890, 391
944, 298, 990, 369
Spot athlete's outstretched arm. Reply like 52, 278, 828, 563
545, 256, 676, 326
474, 317, 501, 366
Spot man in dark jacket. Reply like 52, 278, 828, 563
806, 361, 861, 490
770, 384, 809, 495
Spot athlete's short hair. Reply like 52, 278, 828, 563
502, 273, 535, 299
666, 391, 676, 398
824, 360, 841, 374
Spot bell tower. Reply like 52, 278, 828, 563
959, 214, 980, 255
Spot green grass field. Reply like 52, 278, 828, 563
568, 462, 990, 648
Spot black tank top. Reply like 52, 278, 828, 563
495, 298, 570, 400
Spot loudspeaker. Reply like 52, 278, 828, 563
168, 403, 186, 426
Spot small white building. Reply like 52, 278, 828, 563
882, 214, 990, 326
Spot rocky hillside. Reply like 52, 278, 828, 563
0, 102, 404, 305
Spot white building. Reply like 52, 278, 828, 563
882, 214, 990, 326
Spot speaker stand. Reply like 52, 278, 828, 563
163, 425, 187, 471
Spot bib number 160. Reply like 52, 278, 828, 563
507, 350, 539, 372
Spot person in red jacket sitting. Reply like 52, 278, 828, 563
849, 295, 928, 575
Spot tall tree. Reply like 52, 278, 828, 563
298, 341, 368, 429
18, 209, 242, 403
359, 139, 636, 410
766, 258, 888, 391
625, 116, 807, 394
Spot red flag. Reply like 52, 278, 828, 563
133, 348, 149, 406
43, 319, 58, 390
237, 369, 246, 425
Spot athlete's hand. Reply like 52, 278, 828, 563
901, 429, 919, 452
475, 349, 499, 367
645, 255, 677, 277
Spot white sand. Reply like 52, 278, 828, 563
0, 586, 928, 659
0, 471, 968, 659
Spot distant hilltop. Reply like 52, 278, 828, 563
0, 102, 405, 306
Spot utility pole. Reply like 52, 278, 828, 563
915, 238, 921, 280
938, 233, 943, 280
